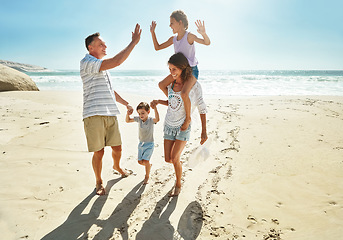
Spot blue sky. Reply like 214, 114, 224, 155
1, 0, 342, 70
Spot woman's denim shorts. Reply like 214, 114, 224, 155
164, 125, 191, 142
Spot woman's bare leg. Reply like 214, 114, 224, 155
169, 140, 187, 196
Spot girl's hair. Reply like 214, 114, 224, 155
137, 102, 150, 112
168, 52, 192, 84
170, 10, 188, 30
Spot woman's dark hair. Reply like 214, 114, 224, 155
168, 52, 192, 84
85, 32, 100, 50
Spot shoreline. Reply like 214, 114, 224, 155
0, 91, 342, 239
27, 69, 343, 97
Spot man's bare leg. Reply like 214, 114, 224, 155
111, 145, 129, 177
93, 148, 106, 195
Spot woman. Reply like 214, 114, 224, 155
151, 52, 208, 196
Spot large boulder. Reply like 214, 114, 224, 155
0, 64, 39, 91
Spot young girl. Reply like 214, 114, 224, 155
151, 52, 208, 197
150, 10, 210, 132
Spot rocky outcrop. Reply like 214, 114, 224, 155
0, 64, 39, 91
0, 60, 50, 72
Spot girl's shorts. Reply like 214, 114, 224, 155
138, 142, 154, 161
191, 65, 199, 79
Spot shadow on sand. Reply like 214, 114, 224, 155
42, 181, 203, 240
92, 181, 146, 239
41, 178, 145, 240
136, 192, 178, 240
136, 195, 203, 240
176, 201, 204, 240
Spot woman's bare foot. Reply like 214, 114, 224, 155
169, 186, 181, 197
180, 117, 191, 131
143, 175, 149, 185
95, 183, 106, 195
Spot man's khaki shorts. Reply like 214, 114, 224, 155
83, 115, 122, 152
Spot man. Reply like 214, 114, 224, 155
80, 24, 141, 195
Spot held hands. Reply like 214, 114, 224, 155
150, 21, 157, 33
150, 100, 158, 109
132, 24, 142, 45
127, 104, 133, 115
125, 105, 133, 123
195, 20, 206, 35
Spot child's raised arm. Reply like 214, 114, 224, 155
188, 20, 211, 46
125, 109, 135, 123
151, 104, 160, 124
150, 21, 174, 51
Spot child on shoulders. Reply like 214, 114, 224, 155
150, 10, 210, 131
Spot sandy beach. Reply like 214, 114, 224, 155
0, 91, 342, 239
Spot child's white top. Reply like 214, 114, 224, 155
173, 31, 198, 67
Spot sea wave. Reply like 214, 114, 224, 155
28, 70, 343, 96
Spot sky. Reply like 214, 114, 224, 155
1, 0, 342, 71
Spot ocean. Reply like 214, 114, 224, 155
27, 70, 343, 97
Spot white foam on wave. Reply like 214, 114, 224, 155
29, 70, 343, 96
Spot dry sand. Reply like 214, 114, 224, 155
0, 91, 342, 239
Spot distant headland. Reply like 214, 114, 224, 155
0, 60, 52, 72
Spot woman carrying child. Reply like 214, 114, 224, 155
151, 52, 208, 196
150, 10, 210, 132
